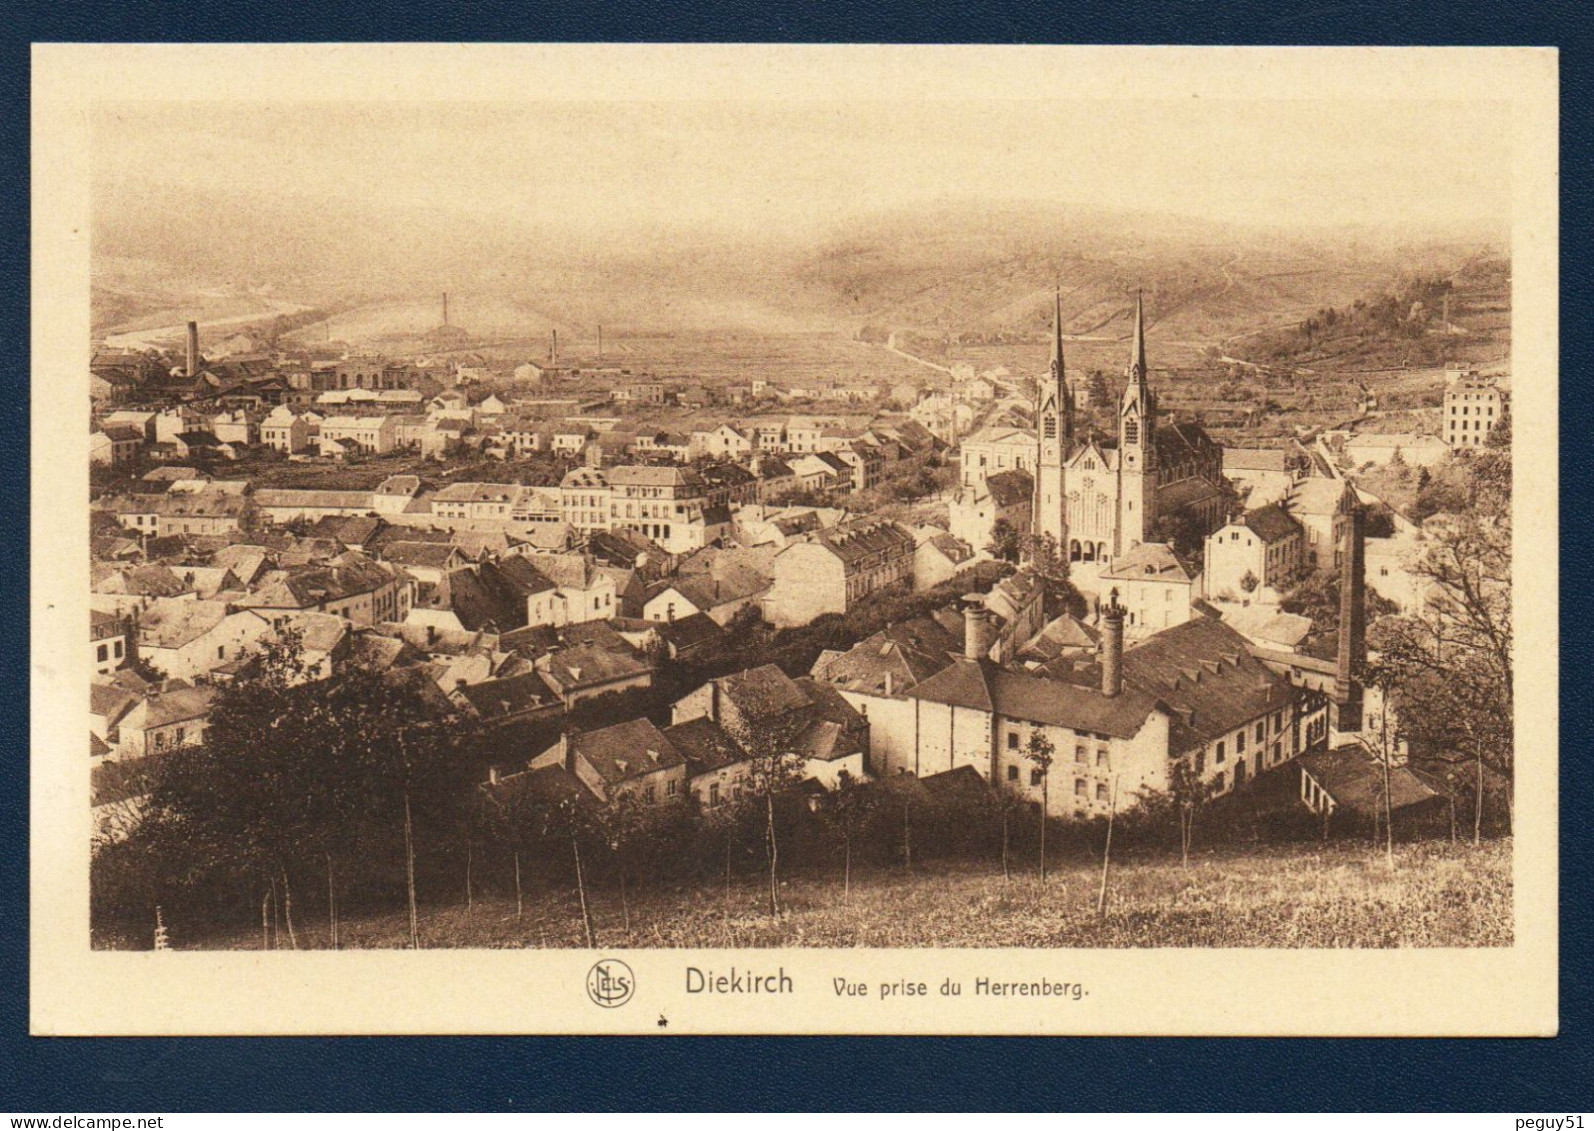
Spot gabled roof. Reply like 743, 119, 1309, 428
137, 599, 234, 650
713, 663, 813, 720
572, 718, 687, 784
1241, 503, 1302, 544
133, 684, 215, 728
539, 640, 651, 691
1121, 615, 1295, 752
661, 716, 747, 774
988, 667, 1159, 739
1296, 746, 1443, 816
907, 656, 997, 712
455, 672, 559, 722
1103, 541, 1196, 583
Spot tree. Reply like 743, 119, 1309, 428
1166, 759, 1211, 868
721, 708, 808, 917
815, 770, 878, 900
140, 635, 480, 948
1085, 369, 1110, 406
1366, 511, 1512, 840
1024, 728, 1056, 881
986, 518, 1022, 564
1238, 569, 1260, 595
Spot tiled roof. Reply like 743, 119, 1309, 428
714, 664, 814, 720
1223, 447, 1290, 473
1243, 504, 1302, 544
661, 716, 747, 773
1121, 615, 1295, 751
572, 718, 686, 784
1103, 542, 1195, 583
456, 672, 559, 722
137, 599, 232, 650
1296, 746, 1442, 816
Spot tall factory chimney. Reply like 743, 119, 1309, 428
442, 292, 450, 326
1100, 588, 1126, 698
551, 329, 559, 367
1332, 503, 1367, 732
185, 321, 199, 378
597, 324, 603, 362
963, 596, 995, 661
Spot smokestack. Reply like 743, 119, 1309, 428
1101, 588, 1125, 698
442, 292, 449, 327
597, 324, 603, 361
186, 321, 199, 378
963, 595, 994, 661
550, 330, 559, 367
1333, 504, 1367, 731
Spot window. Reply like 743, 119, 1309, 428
709, 782, 720, 806
1096, 782, 1109, 802
1007, 765, 1019, 782
217, 645, 226, 660
1236, 730, 1246, 753
1256, 722, 1265, 742
1007, 732, 1018, 750
1030, 768, 1043, 787
1074, 778, 1088, 798
1213, 770, 1225, 792
1216, 741, 1225, 764
1075, 744, 1087, 764
1097, 748, 1109, 767
96, 644, 108, 662
667, 779, 678, 796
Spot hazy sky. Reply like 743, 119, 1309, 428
93, 98, 1511, 241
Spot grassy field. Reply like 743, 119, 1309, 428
176, 839, 1511, 951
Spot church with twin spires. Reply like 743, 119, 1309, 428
1033, 289, 1229, 567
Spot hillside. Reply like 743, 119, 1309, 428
92, 181, 1502, 351
145, 839, 1510, 951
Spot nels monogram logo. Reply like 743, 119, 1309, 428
586, 959, 635, 1008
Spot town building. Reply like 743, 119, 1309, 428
762, 519, 917, 628
1442, 369, 1509, 450
1202, 504, 1306, 602
1099, 542, 1198, 637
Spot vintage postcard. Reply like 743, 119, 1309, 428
31, 44, 1557, 1035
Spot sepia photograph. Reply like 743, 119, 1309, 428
31, 44, 1557, 1036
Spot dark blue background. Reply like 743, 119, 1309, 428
3, 0, 1587, 1111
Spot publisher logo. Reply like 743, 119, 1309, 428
586, 959, 635, 1008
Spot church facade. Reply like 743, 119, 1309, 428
1033, 291, 1228, 566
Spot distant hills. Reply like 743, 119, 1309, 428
92, 178, 1505, 351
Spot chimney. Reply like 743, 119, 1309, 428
442, 292, 450, 326
883, 670, 894, 697
550, 329, 559, 368
1333, 504, 1367, 732
186, 321, 199, 378
1100, 588, 1126, 698
963, 595, 994, 661
597, 323, 603, 361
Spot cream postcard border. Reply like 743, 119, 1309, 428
30, 43, 1559, 1036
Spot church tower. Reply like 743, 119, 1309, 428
1116, 290, 1157, 555
1034, 288, 1072, 549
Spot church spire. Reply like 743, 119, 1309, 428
1050, 287, 1074, 441
1051, 286, 1065, 383
1128, 289, 1148, 387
